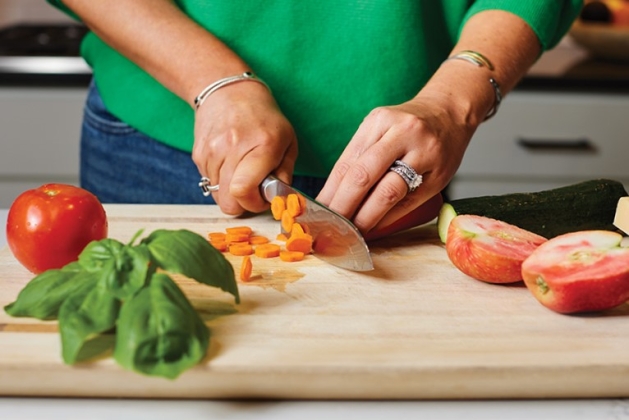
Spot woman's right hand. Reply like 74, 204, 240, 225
192, 80, 298, 216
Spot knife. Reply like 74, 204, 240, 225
260, 175, 374, 271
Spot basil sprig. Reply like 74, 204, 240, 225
4, 229, 238, 379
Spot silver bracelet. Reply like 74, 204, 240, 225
442, 50, 502, 121
484, 77, 502, 121
193, 71, 270, 110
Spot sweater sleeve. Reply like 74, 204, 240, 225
462, 0, 583, 51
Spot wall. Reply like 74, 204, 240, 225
0, 0, 72, 26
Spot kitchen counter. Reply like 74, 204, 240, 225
1, 207, 629, 420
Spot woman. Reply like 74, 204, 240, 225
48, 0, 582, 237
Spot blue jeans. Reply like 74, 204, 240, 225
80, 81, 327, 204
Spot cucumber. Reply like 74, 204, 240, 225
438, 179, 628, 243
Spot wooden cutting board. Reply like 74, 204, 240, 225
1, 204, 629, 400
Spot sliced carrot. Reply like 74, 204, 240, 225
228, 241, 250, 247
281, 209, 295, 233
240, 255, 253, 282
285, 234, 313, 254
279, 250, 305, 262
286, 193, 302, 217
271, 196, 286, 221
209, 240, 228, 252
290, 222, 305, 237
276, 233, 288, 242
226, 226, 253, 236
225, 232, 251, 244
229, 243, 254, 256
254, 243, 281, 258
301, 223, 311, 236
208, 232, 226, 241
249, 235, 270, 245
297, 194, 307, 214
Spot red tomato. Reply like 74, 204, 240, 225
6, 184, 108, 274
522, 230, 629, 314
446, 214, 547, 284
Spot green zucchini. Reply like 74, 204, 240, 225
438, 179, 628, 243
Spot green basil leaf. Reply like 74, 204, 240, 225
114, 273, 209, 379
78, 238, 126, 270
4, 262, 85, 320
78, 238, 150, 300
59, 273, 120, 364
142, 229, 239, 303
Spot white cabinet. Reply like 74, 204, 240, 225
448, 91, 629, 199
0, 87, 86, 208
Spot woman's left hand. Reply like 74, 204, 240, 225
316, 93, 476, 236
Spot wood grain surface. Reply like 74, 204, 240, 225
1, 204, 629, 400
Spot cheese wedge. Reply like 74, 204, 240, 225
614, 197, 629, 235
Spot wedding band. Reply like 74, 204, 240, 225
199, 177, 219, 196
389, 160, 422, 193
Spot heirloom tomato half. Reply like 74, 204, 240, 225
6, 184, 108, 273
446, 214, 547, 284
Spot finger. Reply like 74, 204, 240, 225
325, 125, 410, 220
273, 139, 298, 187
229, 141, 297, 214
351, 170, 410, 232
316, 109, 390, 205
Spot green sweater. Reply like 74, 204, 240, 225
49, 0, 581, 177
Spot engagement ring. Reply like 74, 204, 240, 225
388, 160, 422, 193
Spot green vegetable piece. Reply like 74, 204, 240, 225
114, 273, 209, 379
59, 274, 120, 364
4, 262, 85, 320
437, 178, 629, 243
78, 238, 151, 300
142, 229, 239, 303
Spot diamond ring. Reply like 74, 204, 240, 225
199, 177, 219, 196
388, 160, 422, 193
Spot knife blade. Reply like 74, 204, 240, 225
260, 175, 374, 271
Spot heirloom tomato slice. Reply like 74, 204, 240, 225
522, 230, 629, 314
446, 214, 547, 284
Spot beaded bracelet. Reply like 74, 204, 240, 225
443, 50, 502, 121
193, 71, 270, 110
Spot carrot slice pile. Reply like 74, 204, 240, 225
207, 191, 314, 271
